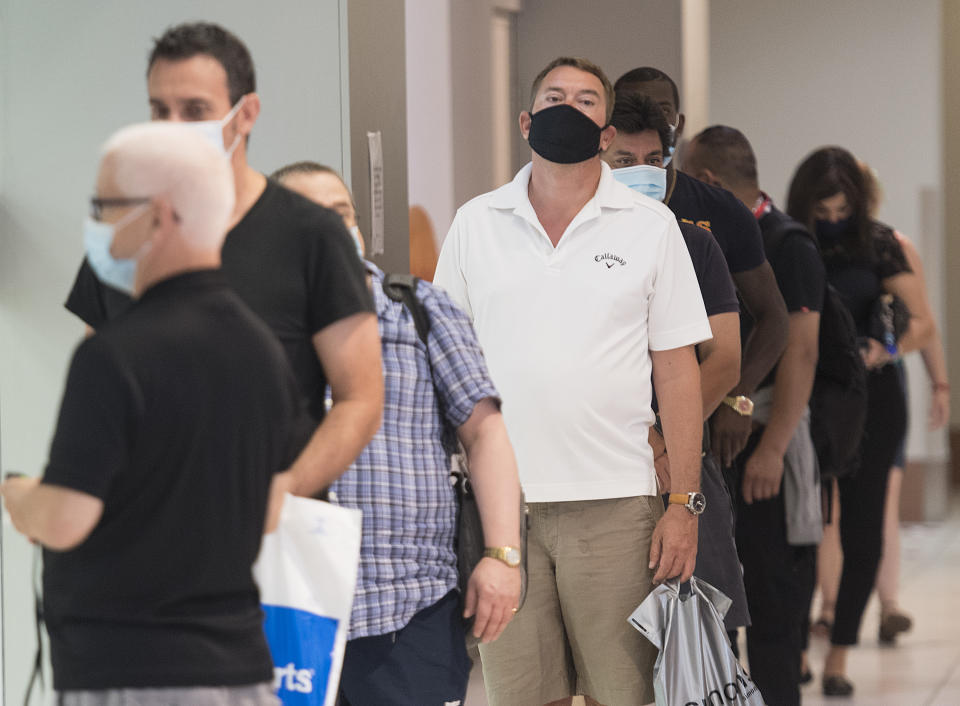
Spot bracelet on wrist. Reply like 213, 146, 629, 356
932, 381, 950, 392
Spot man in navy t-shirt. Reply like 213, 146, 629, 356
614, 67, 789, 471
602, 91, 751, 634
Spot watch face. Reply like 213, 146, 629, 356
504, 547, 521, 567
736, 397, 754, 415
690, 492, 707, 514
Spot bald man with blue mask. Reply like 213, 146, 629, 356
2, 123, 313, 706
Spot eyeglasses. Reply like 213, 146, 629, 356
90, 197, 151, 221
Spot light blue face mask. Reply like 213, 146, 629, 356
663, 117, 680, 167
83, 204, 150, 294
612, 164, 667, 202
348, 225, 364, 259
188, 97, 245, 156
663, 143, 676, 168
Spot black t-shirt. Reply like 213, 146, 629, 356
678, 221, 739, 317
65, 178, 374, 421
668, 171, 767, 274
651, 223, 737, 417
44, 271, 312, 690
748, 206, 826, 388
818, 221, 910, 336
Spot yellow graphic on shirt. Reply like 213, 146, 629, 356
679, 218, 713, 232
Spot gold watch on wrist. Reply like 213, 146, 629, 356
722, 394, 754, 416
484, 546, 521, 568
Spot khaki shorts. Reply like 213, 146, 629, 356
479, 495, 663, 706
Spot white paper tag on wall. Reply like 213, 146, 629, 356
367, 130, 385, 256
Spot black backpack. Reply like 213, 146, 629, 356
764, 219, 867, 481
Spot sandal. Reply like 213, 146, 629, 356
822, 674, 854, 697
879, 611, 912, 643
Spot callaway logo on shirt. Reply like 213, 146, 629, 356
595, 252, 627, 268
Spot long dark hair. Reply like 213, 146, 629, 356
786, 146, 873, 259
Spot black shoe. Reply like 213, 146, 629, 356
822, 675, 854, 697
879, 611, 913, 644
800, 669, 813, 685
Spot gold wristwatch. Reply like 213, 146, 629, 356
722, 395, 754, 416
484, 546, 522, 568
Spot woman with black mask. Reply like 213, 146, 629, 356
786, 146, 933, 698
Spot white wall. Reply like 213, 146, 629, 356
405, 0, 456, 244
405, 0, 684, 243
709, 0, 946, 468
406, 0, 522, 242
347, 0, 409, 274
515, 0, 683, 171
0, 2, 349, 701
943, 3, 960, 435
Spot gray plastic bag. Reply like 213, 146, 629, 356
628, 577, 764, 706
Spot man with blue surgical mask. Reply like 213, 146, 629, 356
615, 67, 789, 478
601, 91, 751, 641
65, 22, 383, 519
2, 122, 313, 705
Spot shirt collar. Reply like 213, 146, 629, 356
488, 161, 637, 224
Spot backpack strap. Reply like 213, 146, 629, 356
763, 216, 812, 263
382, 273, 430, 346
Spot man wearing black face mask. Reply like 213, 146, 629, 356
434, 57, 711, 706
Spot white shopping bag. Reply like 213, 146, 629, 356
628, 577, 764, 706
253, 494, 362, 706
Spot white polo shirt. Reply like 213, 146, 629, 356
434, 162, 710, 502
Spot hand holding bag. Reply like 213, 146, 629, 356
253, 494, 363, 706
629, 577, 764, 706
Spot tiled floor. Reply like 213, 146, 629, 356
465, 497, 960, 705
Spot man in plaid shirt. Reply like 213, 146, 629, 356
274, 162, 522, 706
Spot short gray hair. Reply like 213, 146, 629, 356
102, 122, 235, 250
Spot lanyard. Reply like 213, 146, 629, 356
752, 193, 772, 220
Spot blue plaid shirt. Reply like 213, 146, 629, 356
329, 263, 499, 639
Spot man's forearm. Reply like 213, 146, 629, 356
652, 346, 703, 492
460, 401, 522, 547
286, 398, 382, 497
701, 353, 739, 419
733, 263, 789, 395
299, 312, 384, 496
4, 482, 102, 551
736, 317, 787, 395
756, 333, 818, 456
698, 312, 741, 419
